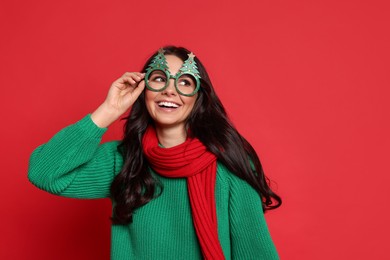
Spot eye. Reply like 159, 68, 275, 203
179, 79, 191, 86
155, 76, 165, 82
151, 75, 166, 82
177, 75, 195, 87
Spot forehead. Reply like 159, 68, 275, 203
165, 55, 184, 75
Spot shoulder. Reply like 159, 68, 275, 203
216, 161, 230, 188
216, 161, 256, 192
100, 140, 122, 150
217, 161, 259, 197
100, 141, 124, 170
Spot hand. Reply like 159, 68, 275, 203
91, 72, 145, 128
104, 72, 145, 115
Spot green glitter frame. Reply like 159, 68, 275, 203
145, 48, 201, 97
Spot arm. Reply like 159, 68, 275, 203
229, 173, 280, 259
28, 114, 122, 199
28, 72, 146, 199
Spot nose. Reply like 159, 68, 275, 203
162, 78, 177, 96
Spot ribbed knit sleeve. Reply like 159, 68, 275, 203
228, 173, 279, 259
28, 114, 123, 199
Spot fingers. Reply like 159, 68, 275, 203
132, 79, 145, 97
121, 72, 145, 87
105, 72, 146, 113
119, 77, 145, 110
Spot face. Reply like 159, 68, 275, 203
145, 54, 198, 130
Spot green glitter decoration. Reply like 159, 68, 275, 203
146, 48, 169, 73
180, 53, 201, 78
144, 48, 201, 96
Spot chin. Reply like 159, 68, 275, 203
154, 120, 185, 128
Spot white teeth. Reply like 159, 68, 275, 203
158, 101, 179, 108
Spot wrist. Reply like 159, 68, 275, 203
91, 102, 121, 128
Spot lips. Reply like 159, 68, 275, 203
157, 101, 180, 108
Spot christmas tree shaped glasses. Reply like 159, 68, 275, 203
145, 48, 201, 97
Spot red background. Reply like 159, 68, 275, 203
1, 0, 389, 259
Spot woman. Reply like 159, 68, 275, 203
28, 46, 281, 259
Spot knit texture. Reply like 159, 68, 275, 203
28, 114, 280, 260
143, 126, 224, 259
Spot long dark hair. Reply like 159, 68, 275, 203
110, 46, 282, 225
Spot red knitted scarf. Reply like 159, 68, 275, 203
142, 126, 225, 260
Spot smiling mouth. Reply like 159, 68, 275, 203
157, 101, 180, 108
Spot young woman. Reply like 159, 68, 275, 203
28, 46, 282, 259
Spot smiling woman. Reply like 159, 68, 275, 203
28, 45, 282, 260
145, 54, 198, 144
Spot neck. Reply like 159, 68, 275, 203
155, 124, 187, 148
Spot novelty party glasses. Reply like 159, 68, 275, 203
145, 48, 201, 97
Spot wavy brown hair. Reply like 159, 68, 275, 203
110, 46, 282, 224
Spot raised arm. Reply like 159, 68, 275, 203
28, 114, 122, 198
28, 72, 146, 199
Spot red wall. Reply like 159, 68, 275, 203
1, 0, 389, 259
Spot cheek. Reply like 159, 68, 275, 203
145, 90, 159, 103
145, 90, 157, 112
145, 90, 155, 102
182, 95, 198, 112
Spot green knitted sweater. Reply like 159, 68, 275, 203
28, 114, 279, 260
